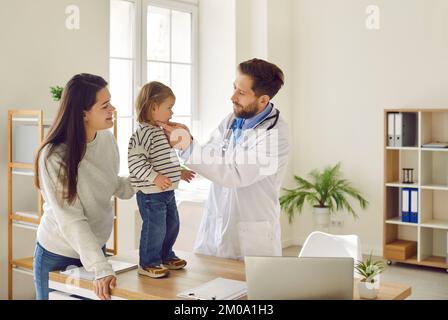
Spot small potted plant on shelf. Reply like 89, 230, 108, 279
50, 86, 63, 102
355, 253, 385, 299
279, 162, 369, 226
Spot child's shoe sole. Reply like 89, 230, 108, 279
162, 259, 187, 270
138, 266, 169, 278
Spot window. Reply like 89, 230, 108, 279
110, 0, 198, 174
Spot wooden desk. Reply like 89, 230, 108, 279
49, 250, 411, 300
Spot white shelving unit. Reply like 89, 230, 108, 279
8, 110, 45, 300
384, 109, 448, 271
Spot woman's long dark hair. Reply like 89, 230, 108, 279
34, 73, 108, 204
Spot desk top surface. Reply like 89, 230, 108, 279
49, 250, 411, 300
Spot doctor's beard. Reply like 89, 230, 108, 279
233, 100, 260, 119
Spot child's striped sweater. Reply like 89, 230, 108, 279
128, 122, 181, 193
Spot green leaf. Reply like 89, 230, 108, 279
280, 162, 369, 223
50, 86, 63, 102
354, 252, 385, 281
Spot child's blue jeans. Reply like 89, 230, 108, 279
136, 190, 179, 267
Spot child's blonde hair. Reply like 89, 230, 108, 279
135, 81, 175, 124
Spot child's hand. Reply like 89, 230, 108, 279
154, 174, 172, 190
181, 170, 196, 183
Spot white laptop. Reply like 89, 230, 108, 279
245, 256, 354, 300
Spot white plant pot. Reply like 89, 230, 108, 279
313, 207, 330, 226
358, 278, 380, 299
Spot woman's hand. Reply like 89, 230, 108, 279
180, 169, 196, 183
157, 121, 192, 150
154, 174, 172, 190
93, 275, 116, 300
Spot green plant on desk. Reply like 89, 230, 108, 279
355, 253, 385, 283
355, 253, 385, 299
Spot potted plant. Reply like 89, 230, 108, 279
50, 86, 63, 102
279, 163, 368, 226
355, 253, 385, 299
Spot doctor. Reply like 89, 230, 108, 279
160, 58, 290, 260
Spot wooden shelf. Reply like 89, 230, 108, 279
385, 217, 418, 226
12, 117, 52, 125
9, 162, 33, 170
11, 212, 40, 225
392, 256, 448, 269
387, 256, 418, 265
419, 256, 448, 269
421, 148, 448, 152
386, 147, 419, 151
420, 184, 448, 191
11, 257, 34, 271
8, 110, 44, 299
7, 109, 120, 300
384, 109, 448, 272
420, 219, 448, 230
12, 221, 38, 231
12, 117, 40, 123
385, 182, 419, 188
12, 168, 34, 176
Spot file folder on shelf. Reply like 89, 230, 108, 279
401, 188, 410, 223
410, 188, 418, 224
388, 112, 417, 147
395, 113, 402, 147
388, 113, 396, 147
402, 113, 417, 147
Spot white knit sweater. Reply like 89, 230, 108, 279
37, 130, 135, 279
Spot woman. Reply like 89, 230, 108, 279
33, 73, 134, 300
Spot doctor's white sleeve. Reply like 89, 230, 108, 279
181, 125, 290, 188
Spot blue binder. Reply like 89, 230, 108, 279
409, 188, 418, 224
401, 188, 410, 222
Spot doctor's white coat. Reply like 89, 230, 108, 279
179, 107, 290, 260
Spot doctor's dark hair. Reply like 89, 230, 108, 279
34, 73, 108, 205
135, 81, 175, 124
238, 58, 284, 99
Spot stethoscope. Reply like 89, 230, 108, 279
221, 109, 280, 155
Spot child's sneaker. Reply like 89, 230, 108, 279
138, 265, 169, 278
162, 258, 187, 270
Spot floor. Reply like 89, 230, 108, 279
282, 246, 448, 300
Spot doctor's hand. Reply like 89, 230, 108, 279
157, 121, 192, 150
154, 174, 172, 191
180, 169, 196, 183
93, 275, 116, 300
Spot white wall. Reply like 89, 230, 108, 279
0, 0, 110, 299
197, 0, 236, 139
291, 0, 448, 254
265, 0, 295, 246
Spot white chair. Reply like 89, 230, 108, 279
299, 231, 362, 278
